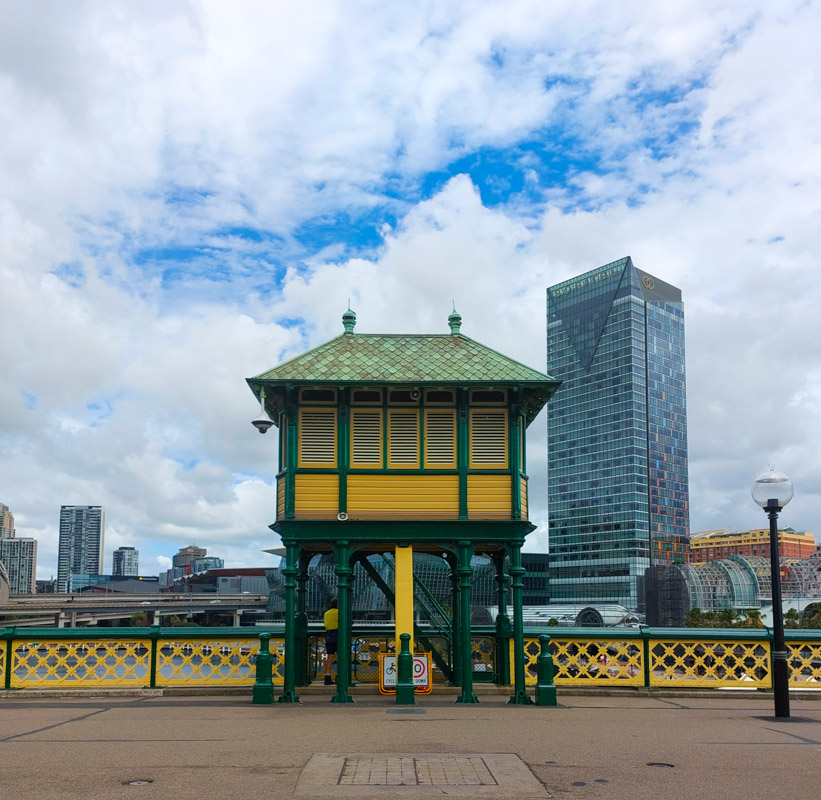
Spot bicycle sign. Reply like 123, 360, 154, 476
378, 652, 432, 694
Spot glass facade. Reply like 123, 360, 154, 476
546, 258, 689, 610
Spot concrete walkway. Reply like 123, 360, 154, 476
1, 691, 819, 799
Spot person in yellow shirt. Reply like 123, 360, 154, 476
323, 598, 338, 685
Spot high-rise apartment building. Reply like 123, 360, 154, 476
0, 501, 38, 594
1, 502, 15, 539
0, 537, 38, 594
112, 546, 139, 576
547, 257, 689, 609
57, 505, 105, 593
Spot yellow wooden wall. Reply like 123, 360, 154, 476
347, 475, 459, 519
294, 474, 339, 519
467, 475, 512, 519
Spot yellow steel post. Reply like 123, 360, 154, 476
394, 544, 414, 654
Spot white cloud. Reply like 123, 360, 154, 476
1, 1, 820, 581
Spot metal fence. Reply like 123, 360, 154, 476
2, 625, 819, 691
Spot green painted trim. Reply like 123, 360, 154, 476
457, 391, 468, 520
509, 403, 521, 521
273, 519, 535, 544
338, 396, 348, 514
418, 392, 425, 467
285, 398, 297, 519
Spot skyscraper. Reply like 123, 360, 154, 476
0, 502, 38, 594
546, 257, 689, 609
112, 546, 139, 576
57, 505, 105, 592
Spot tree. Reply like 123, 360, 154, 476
784, 608, 801, 629
684, 608, 705, 627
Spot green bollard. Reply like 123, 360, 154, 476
396, 633, 415, 705
252, 633, 275, 705
536, 634, 557, 707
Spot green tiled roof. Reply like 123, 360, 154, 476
250, 333, 557, 385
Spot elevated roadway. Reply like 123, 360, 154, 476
0, 593, 268, 628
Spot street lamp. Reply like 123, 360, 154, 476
751, 468, 794, 718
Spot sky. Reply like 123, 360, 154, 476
1, 1, 821, 581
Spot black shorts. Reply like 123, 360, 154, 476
325, 630, 338, 655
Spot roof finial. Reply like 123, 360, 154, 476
448, 304, 462, 335
342, 305, 356, 334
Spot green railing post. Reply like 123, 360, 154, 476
3, 627, 14, 690
535, 635, 557, 707
455, 541, 479, 704
147, 625, 161, 689
395, 633, 415, 705
253, 633, 275, 704
641, 627, 651, 689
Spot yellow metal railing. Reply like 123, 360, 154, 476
787, 641, 821, 688
519, 636, 643, 686
156, 638, 284, 686
647, 638, 770, 688
2, 626, 820, 693
10, 638, 151, 688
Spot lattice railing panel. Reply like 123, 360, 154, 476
156, 638, 283, 686
787, 641, 821, 687
10, 639, 151, 687
648, 639, 770, 687
519, 637, 643, 686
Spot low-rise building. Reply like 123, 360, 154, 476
688, 527, 815, 563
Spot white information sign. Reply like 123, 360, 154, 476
379, 653, 432, 693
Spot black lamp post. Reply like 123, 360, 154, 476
751, 468, 794, 719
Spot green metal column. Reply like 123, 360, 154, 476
508, 541, 532, 704
493, 551, 511, 686
446, 553, 461, 686
455, 541, 478, 704
332, 541, 354, 703
295, 551, 310, 686
278, 543, 300, 703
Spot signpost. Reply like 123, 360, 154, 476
378, 652, 432, 694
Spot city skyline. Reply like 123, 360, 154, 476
1, 3, 820, 579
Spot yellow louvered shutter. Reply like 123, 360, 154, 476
351, 409, 383, 467
388, 410, 419, 468
298, 409, 337, 467
424, 410, 456, 469
470, 410, 508, 468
